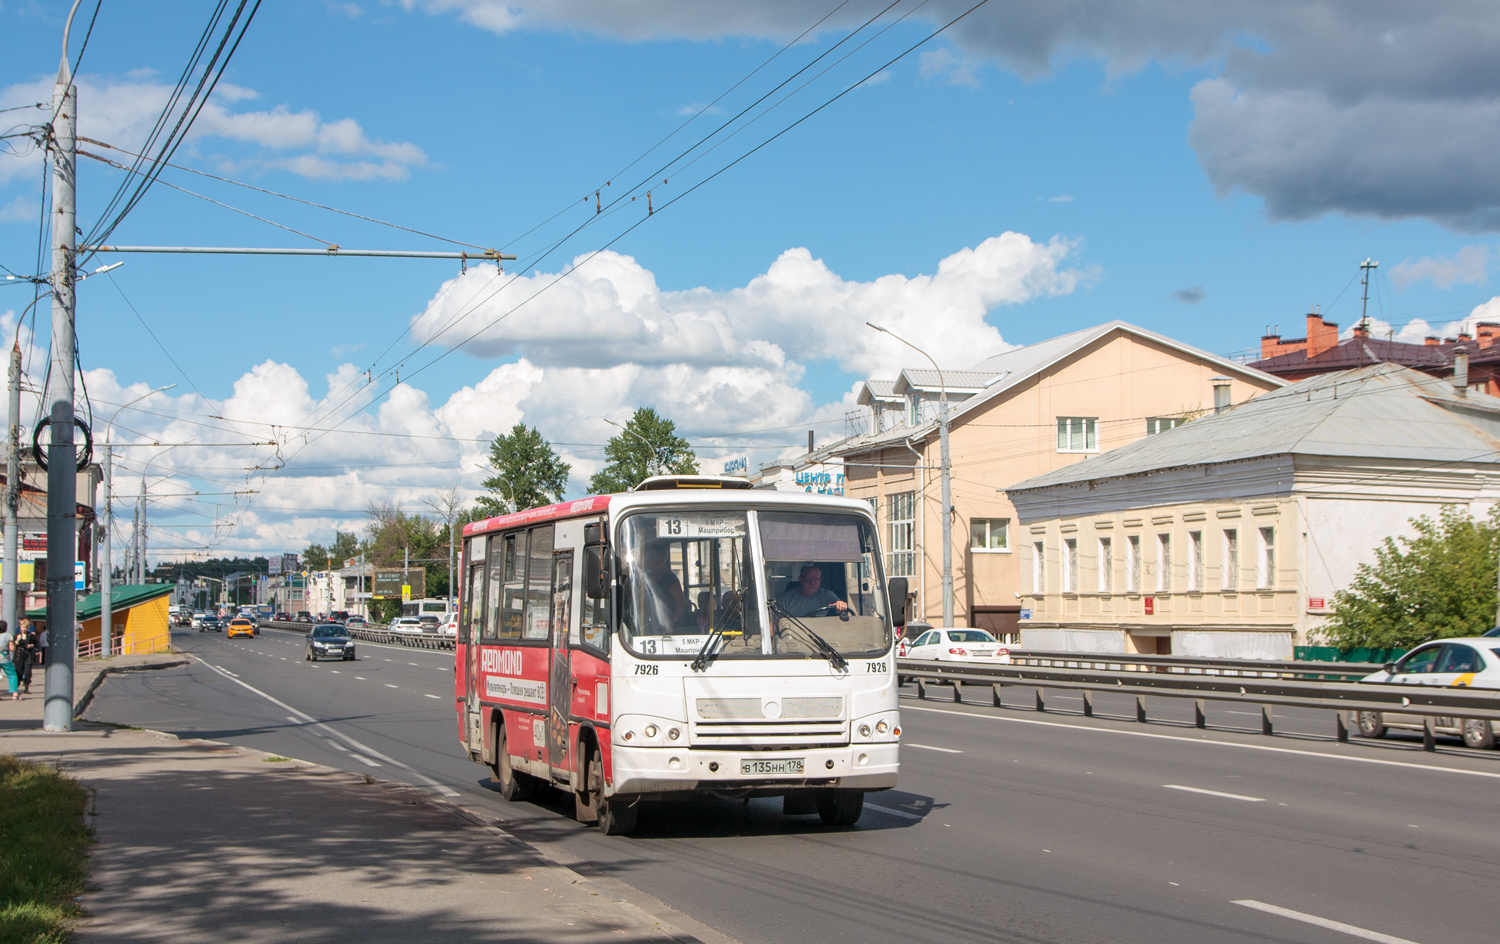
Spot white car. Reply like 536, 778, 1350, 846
389, 617, 426, 636
1356, 637, 1500, 749
901, 628, 1013, 663
439, 613, 458, 636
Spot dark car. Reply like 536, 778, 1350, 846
305, 624, 356, 662
294, 612, 313, 623
1483, 627, 1500, 638
418, 615, 441, 631
274, 612, 291, 622
199, 615, 222, 632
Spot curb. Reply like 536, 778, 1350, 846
73, 657, 190, 718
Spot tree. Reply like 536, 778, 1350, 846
301, 543, 330, 571
477, 424, 571, 516
588, 408, 698, 495
302, 530, 361, 572
364, 499, 443, 623
1323, 505, 1500, 650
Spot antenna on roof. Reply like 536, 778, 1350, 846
1358, 258, 1379, 332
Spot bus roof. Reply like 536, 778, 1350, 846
462, 487, 873, 537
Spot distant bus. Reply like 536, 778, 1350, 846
401, 598, 451, 620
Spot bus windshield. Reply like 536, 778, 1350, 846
618, 509, 890, 660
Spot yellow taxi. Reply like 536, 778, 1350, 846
226, 618, 257, 639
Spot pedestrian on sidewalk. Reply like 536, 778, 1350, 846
14, 620, 38, 695
0, 621, 17, 699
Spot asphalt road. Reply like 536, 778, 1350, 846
88, 628, 1500, 944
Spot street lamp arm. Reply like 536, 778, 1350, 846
865, 322, 946, 408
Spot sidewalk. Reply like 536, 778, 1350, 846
0, 661, 696, 943
0, 650, 188, 730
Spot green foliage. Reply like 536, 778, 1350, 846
1323, 505, 1500, 650
301, 531, 361, 572
477, 424, 571, 516
0, 755, 92, 944
301, 543, 330, 572
588, 408, 698, 495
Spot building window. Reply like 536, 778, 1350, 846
1187, 531, 1203, 590
1098, 537, 1113, 593
1258, 527, 1275, 588
1032, 541, 1045, 594
1063, 538, 1078, 592
1157, 533, 1171, 592
1127, 535, 1140, 593
970, 518, 1010, 551
1146, 416, 1187, 436
1056, 417, 1098, 453
887, 491, 916, 577
1223, 529, 1238, 590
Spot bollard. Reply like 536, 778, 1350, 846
1082, 690, 1093, 718
1336, 711, 1349, 743
992, 683, 1003, 708
1261, 705, 1274, 736
1136, 695, 1148, 724
1194, 699, 1207, 729
1035, 687, 1046, 713
952, 679, 963, 704
1422, 716, 1436, 752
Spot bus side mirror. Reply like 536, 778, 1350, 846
584, 523, 603, 547
887, 577, 908, 627
585, 546, 608, 600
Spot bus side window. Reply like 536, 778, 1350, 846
525, 526, 555, 640
487, 533, 512, 641
462, 553, 485, 645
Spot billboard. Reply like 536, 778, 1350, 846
372, 567, 425, 600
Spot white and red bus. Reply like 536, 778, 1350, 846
455, 475, 907, 834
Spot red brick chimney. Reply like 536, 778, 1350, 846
1351, 322, 1370, 339
1425, 337, 1440, 346
1478, 323, 1500, 348
1307, 313, 1340, 357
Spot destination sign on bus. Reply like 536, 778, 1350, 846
655, 515, 746, 538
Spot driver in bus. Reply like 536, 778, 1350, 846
642, 540, 691, 632
776, 563, 848, 619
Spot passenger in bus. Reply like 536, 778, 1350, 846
642, 541, 691, 631
776, 563, 848, 618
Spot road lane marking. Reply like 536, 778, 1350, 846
865, 803, 923, 820
901, 704, 1500, 781
197, 659, 458, 796
423, 694, 440, 699
386, 684, 398, 689
408, 662, 418, 666
355, 676, 367, 680
330, 670, 340, 674
1164, 784, 1265, 802
350, 753, 382, 767
1233, 900, 1422, 944
906, 743, 963, 753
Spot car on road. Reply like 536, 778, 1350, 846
439, 613, 458, 636
226, 617, 257, 639
274, 612, 291, 622
305, 624, 356, 661
418, 615, 441, 631
190, 612, 207, 629
343, 616, 367, 630
902, 627, 1012, 663
896, 621, 934, 657
389, 617, 426, 636
199, 615, 222, 632
1356, 637, 1500, 749
1484, 627, 1500, 638
294, 612, 313, 623
328, 610, 350, 624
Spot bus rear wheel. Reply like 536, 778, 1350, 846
493, 723, 534, 802
816, 789, 864, 826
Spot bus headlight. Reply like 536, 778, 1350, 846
667, 728, 680, 740
875, 720, 889, 734
858, 724, 872, 738
644, 725, 658, 738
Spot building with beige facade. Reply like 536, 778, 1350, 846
1005, 365, 1500, 657
829, 321, 1284, 638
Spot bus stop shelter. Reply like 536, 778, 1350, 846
28, 584, 174, 658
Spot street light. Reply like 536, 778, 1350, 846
99, 383, 176, 658
867, 322, 954, 627
604, 417, 667, 478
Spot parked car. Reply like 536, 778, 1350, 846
226, 617, 257, 639
1356, 638, 1500, 749
305, 624, 356, 661
389, 617, 426, 636
199, 615, 222, 632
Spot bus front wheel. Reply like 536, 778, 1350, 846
493, 723, 533, 802
816, 789, 864, 826
598, 794, 638, 836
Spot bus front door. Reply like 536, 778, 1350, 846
547, 550, 574, 776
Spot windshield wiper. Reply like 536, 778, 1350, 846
691, 618, 727, 673
769, 599, 848, 672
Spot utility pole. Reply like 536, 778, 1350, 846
139, 477, 148, 583
867, 323, 954, 627
100, 436, 111, 655
43, 6, 81, 732
3, 343, 20, 634
1358, 258, 1379, 330
448, 517, 456, 618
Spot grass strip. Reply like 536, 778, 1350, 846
0, 755, 93, 944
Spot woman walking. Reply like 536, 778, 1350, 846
13, 620, 37, 695
0, 620, 17, 700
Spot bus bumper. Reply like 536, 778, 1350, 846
609, 742, 899, 797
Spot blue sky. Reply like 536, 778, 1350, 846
2, 1, 1497, 558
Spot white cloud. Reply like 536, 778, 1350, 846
1390, 246, 1492, 290
1351, 294, 1500, 344
0, 194, 35, 223
0, 75, 427, 184
919, 48, 980, 88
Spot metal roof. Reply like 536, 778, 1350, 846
1007, 365, 1500, 494
893, 369, 995, 395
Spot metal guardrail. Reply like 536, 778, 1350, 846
261, 620, 456, 651
998, 649, 1384, 681
896, 657, 1500, 751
